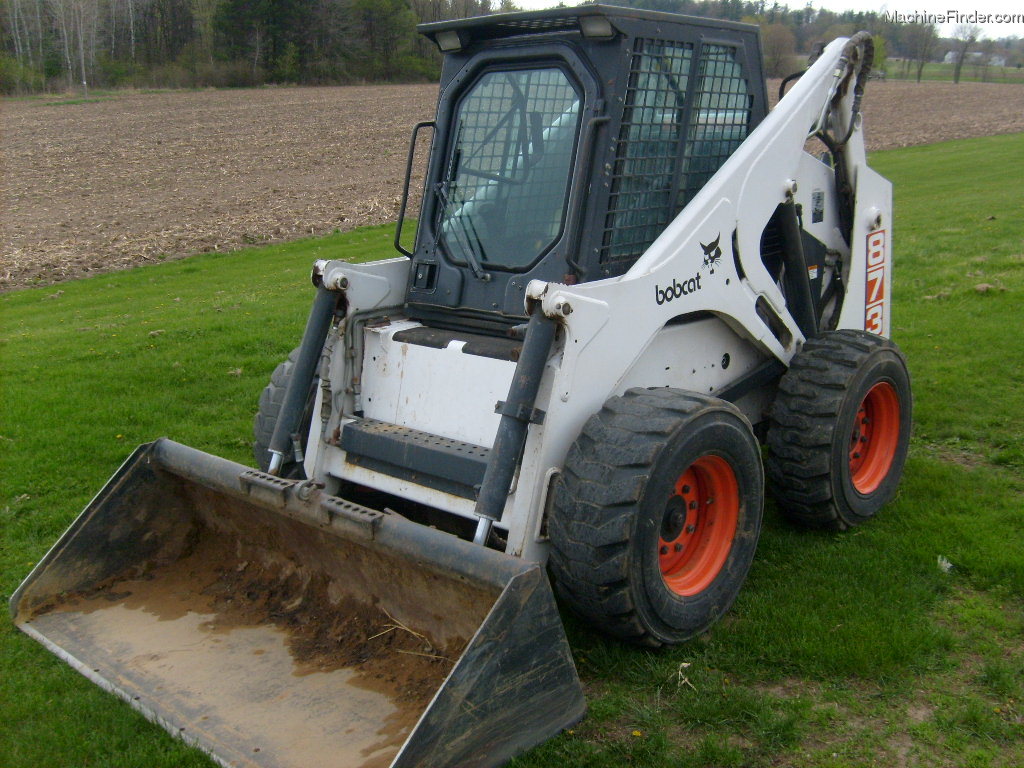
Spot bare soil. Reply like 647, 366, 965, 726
2, 81, 1022, 291
45, 518, 460, 700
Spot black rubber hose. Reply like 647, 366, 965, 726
778, 70, 805, 101
815, 129, 854, 247
835, 31, 875, 146
266, 286, 338, 471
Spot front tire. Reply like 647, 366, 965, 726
548, 389, 764, 647
767, 330, 912, 530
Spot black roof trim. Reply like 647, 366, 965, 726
418, 4, 759, 48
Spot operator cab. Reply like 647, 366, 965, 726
404, 5, 768, 332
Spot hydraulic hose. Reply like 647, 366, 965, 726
778, 69, 805, 101
832, 31, 874, 146
817, 31, 875, 247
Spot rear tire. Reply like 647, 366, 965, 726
253, 349, 316, 479
548, 388, 764, 647
767, 330, 912, 530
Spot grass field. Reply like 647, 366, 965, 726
2, 133, 1022, 767
886, 60, 1024, 84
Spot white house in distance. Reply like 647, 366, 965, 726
944, 50, 1007, 66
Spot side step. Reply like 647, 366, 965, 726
341, 418, 490, 499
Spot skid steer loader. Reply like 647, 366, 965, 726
12, 5, 912, 767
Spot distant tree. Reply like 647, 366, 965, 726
0, 0, 943, 94
974, 38, 995, 81
905, 22, 936, 83
45, 0, 72, 87
761, 21, 795, 77
350, 0, 417, 80
69, 0, 99, 90
871, 33, 886, 75
190, 0, 219, 62
952, 23, 980, 84
214, 0, 268, 75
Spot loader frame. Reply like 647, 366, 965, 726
301, 9, 890, 563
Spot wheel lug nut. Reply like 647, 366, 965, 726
682, 485, 690, 494
674, 543, 683, 552
686, 524, 696, 534
689, 501, 698, 510
660, 545, 669, 555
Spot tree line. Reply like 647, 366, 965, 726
0, 0, 513, 92
2, 0, 1022, 93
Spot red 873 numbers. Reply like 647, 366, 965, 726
864, 230, 886, 335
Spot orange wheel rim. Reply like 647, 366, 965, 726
848, 381, 901, 494
659, 455, 739, 597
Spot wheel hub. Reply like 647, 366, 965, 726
661, 496, 687, 541
848, 381, 900, 494
658, 455, 740, 597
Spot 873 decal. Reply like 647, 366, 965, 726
864, 230, 886, 335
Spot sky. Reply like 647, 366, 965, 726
513, 0, 1024, 39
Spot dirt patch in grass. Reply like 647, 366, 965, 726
921, 442, 990, 468
3, 81, 1023, 291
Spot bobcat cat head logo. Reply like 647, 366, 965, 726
700, 234, 722, 274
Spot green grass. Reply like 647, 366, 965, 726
886, 60, 1024, 84
3, 135, 1024, 767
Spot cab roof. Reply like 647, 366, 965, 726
418, 4, 759, 51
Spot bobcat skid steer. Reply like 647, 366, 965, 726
12, 5, 911, 768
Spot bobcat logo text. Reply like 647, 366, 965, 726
654, 233, 723, 305
655, 273, 703, 305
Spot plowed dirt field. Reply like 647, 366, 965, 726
3, 81, 1022, 291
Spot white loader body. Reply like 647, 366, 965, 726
305, 35, 892, 563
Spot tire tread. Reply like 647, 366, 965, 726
252, 348, 306, 477
549, 388, 748, 647
766, 329, 908, 530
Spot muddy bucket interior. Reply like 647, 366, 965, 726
11, 440, 585, 768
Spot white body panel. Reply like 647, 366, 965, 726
360, 323, 513, 447
837, 166, 894, 336
304, 36, 893, 564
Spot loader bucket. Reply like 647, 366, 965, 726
11, 439, 585, 768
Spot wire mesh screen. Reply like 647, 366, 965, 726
600, 41, 751, 271
676, 45, 751, 210
600, 39, 693, 268
438, 68, 580, 270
